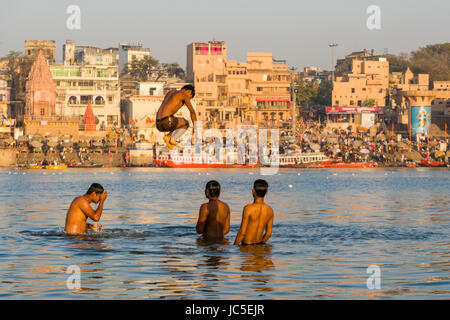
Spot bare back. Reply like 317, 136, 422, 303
64, 196, 90, 234
157, 90, 186, 119
196, 200, 230, 240
235, 202, 274, 245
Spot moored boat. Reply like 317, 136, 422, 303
155, 155, 257, 168
26, 164, 68, 170
420, 160, 446, 167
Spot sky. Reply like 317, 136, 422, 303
0, 0, 449, 71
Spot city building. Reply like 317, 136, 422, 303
50, 63, 121, 130
63, 40, 118, 66
24, 40, 55, 64
23, 50, 79, 138
329, 51, 389, 127
186, 41, 292, 128
118, 43, 150, 75
0, 75, 12, 124
392, 69, 450, 132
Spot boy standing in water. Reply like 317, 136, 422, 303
64, 183, 107, 235
196, 180, 230, 241
234, 179, 274, 245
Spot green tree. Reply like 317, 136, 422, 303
364, 98, 376, 107
312, 79, 332, 106
123, 55, 160, 81
2, 50, 33, 100
409, 43, 450, 81
295, 81, 318, 106
386, 54, 410, 73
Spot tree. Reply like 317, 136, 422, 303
364, 98, 376, 107
163, 62, 185, 79
312, 79, 332, 106
2, 50, 33, 100
124, 55, 160, 81
386, 54, 410, 73
295, 81, 318, 106
409, 43, 450, 81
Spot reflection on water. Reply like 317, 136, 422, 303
0, 168, 449, 299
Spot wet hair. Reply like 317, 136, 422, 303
205, 180, 220, 198
182, 84, 195, 98
86, 183, 104, 195
254, 179, 268, 198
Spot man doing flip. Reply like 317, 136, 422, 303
156, 85, 197, 149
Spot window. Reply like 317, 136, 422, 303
257, 87, 263, 92
351, 88, 355, 93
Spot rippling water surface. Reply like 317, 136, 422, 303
0, 168, 448, 299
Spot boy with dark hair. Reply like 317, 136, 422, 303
234, 179, 274, 245
156, 84, 197, 149
196, 180, 230, 241
64, 183, 107, 235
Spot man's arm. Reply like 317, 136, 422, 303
262, 209, 274, 243
181, 93, 197, 123
234, 206, 250, 245
196, 204, 208, 234
79, 191, 107, 222
223, 204, 230, 235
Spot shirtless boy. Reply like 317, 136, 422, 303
156, 85, 197, 149
196, 180, 230, 241
234, 180, 274, 245
64, 183, 107, 235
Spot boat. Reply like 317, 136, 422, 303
307, 160, 377, 168
155, 155, 257, 168
420, 160, 446, 167
405, 162, 420, 167
26, 164, 68, 170
279, 153, 329, 168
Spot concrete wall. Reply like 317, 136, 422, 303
0, 149, 16, 166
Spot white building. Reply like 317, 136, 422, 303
118, 43, 150, 75
136, 82, 165, 96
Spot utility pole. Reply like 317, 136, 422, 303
290, 67, 297, 136
328, 43, 338, 85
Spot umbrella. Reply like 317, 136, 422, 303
32, 134, 43, 141
31, 141, 43, 148
360, 148, 370, 154
310, 143, 320, 152
47, 141, 58, 148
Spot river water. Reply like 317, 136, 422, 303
0, 167, 448, 299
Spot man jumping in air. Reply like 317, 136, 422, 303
156, 85, 197, 149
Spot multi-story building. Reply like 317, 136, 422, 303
392, 68, 450, 131
118, 43, 150, 75
0, 75, 11, 121
63, 40, 118, 66
332, 56, 389, 108
24, 40, 56, 64
50, 63, 120, 129
186, 41, 292, 128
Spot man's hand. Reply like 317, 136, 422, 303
100, 190, 108, 202
92, 223, 103, 232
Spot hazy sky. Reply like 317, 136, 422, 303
1, 0, 449, 70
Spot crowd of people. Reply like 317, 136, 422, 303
280, 120, 450, 165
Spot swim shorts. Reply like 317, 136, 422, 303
156, 115, 179, 132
